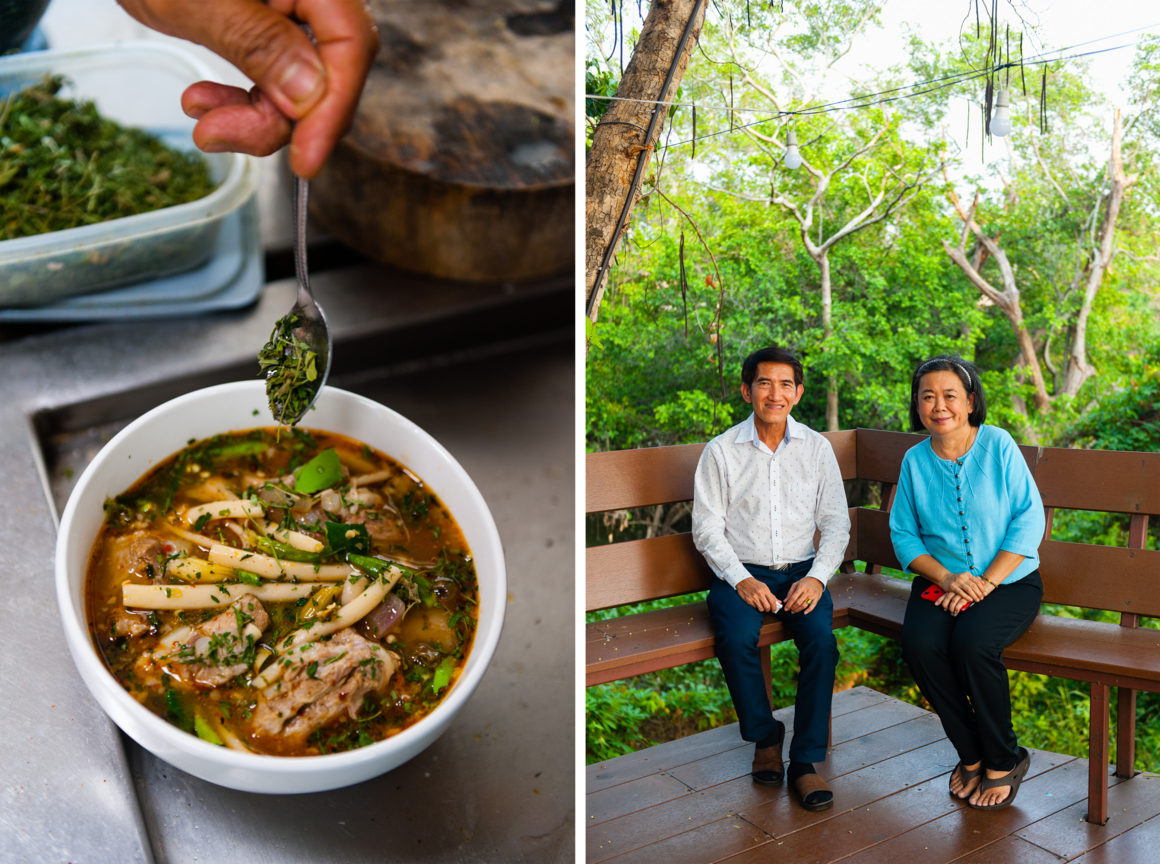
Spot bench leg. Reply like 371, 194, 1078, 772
1116, 687, 1137, 779
1088, 682, 1110, 825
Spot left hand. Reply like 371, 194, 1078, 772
119, 0, 380, 177
783, 576, 824, 614
936, 581, 993, 614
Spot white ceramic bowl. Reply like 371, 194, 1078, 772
55, 381, 506, 793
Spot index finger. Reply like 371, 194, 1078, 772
276, 0, 380, 177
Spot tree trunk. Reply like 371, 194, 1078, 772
1060, 110, 1137, 397
585, 0, 707, 322
942, 189, 1052, 411
816, 252, 839, 431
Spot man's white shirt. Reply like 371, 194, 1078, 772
692, 413, 851, 590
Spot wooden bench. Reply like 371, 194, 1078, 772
586, 428, 1160, 825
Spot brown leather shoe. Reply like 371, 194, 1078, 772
751, 720, 785, 786
792, 773, 834, 811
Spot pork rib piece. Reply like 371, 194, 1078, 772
165, 594, 270, 688
252, 628, 399, 745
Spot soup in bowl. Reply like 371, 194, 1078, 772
56, 382, 505, 793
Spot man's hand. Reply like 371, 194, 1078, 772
736, 577, 782, 613
783, 576, 824, 614
118, 0, 380, 177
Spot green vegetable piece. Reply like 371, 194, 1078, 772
432, 657, 455, 694
294, 448, 341, 493
192, 513, 212, 532
194, 713, 223, 746
165, 688, 193, 733
255, 535, 322, 563
324, 521, 370, 556
413, 573, 437, 607
236, 571, 261, 586
213, 440, 268, 459
348, 554, 404, 578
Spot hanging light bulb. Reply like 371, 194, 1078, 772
784, 127, 802, 169
990, 89, 1012, 137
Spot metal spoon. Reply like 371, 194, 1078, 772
259, 175, 332, 425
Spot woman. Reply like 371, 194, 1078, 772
890, 356, 1045, 810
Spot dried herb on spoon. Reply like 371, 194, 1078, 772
0, 75, 215, 240
257, 310, 319, 426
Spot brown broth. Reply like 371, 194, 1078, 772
85, 428, 478, 757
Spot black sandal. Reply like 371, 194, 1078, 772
969, 748, 1031, 810
948, 760, 984, 800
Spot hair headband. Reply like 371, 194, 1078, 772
915, 359, 972, 391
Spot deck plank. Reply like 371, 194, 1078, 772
724, 778, 964, 864
586, 687, 889, 795
668, 711, 945, 793
590, 815, 773, 864
735, 738, 962, 840
950, 836, 1067, 864
587, 772, 695, 827
1068, 812, 1160, 864
1016, 773, 1160, 860
587, 714, 947, 863
836, 752, 1092, 864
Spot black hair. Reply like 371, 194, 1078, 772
909, 355, 986, 432
741, 346, 804, 388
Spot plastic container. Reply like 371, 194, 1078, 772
0, 42, 258, 307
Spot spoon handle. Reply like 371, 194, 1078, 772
293, 175, 312, 308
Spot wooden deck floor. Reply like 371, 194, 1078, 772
586, 687, 1160, 864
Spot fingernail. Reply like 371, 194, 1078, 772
278, 59, 325, 107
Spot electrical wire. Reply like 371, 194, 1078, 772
586, 34, 1153, 153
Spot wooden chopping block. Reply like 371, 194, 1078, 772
310, 0, 574, 283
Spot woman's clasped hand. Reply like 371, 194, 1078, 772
937, 571, 995, 613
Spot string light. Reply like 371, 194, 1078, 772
783, 126, 802, 169
989, 89, 1012, 137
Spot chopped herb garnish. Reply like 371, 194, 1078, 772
258, 310, 320, 426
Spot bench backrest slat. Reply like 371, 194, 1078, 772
587, 534, 714, 611
586, 431, 858, 514
1034, 448, 1160, 516
587, 509, 860, 611
586, 443, 705, 513
855, 507, 901, 571
1039, 540, 1160, 616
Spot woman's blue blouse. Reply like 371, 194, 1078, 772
889, 424, 1045, 584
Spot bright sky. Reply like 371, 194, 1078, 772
841, 0, 1160, 175
591, 0, 1160, 178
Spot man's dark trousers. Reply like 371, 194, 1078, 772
707, 560, 839, 764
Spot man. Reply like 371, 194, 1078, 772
692, 346, 850, 811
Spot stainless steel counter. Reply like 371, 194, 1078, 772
0, 267, 574, 863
